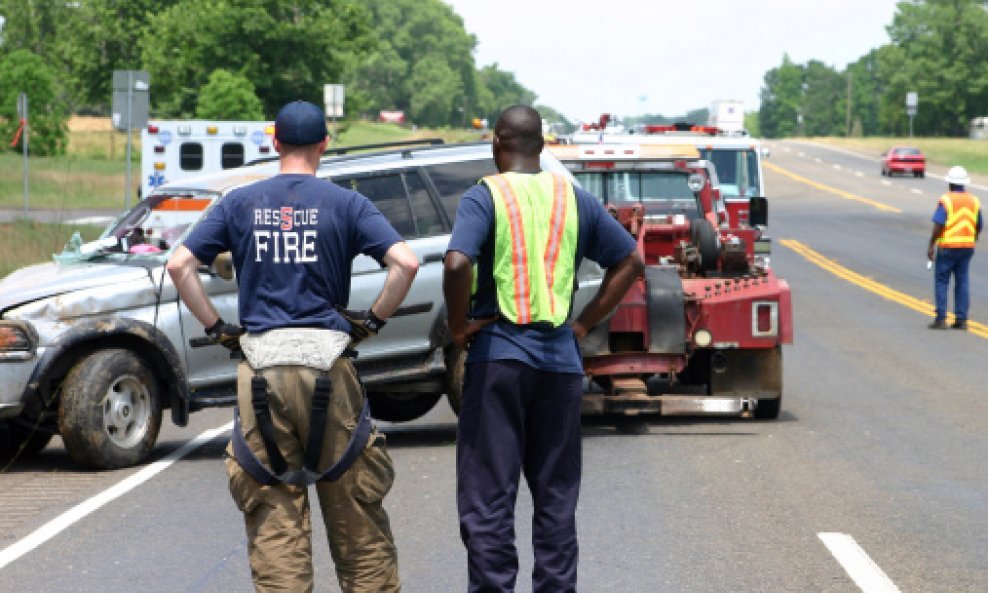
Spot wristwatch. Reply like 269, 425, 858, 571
365, 310, 387, 333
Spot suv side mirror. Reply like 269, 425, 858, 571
213, 252, 235, 281
749, 196, 768, 226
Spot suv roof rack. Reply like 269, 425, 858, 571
322, 138, 444, 156
245, 138, 447, 167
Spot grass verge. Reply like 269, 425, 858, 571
0, 220, 104, 279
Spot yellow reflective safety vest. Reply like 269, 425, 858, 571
482, 172, 578, 327
937, 191, 981, 248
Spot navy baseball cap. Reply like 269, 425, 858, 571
274, 100, 328, 145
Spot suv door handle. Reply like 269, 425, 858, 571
422, 252, 444, 264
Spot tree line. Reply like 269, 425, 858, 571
758, 0, 988, 139
0, 0, 566, 156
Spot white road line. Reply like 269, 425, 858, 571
855, 171, 864, 177
833, 164, 842, 170
818, 532, 902, 593
911, 188, 923, 194
814, 157, 822, 163
797, 151, 806, 157
0, 422, 233, 571
881, 180, 892, 186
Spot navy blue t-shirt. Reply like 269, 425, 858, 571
446, 179, 637, 373
183, 174, 401, 333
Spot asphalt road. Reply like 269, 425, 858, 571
1, 141, 986, 592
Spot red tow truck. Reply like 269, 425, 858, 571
548, 142, 792, 418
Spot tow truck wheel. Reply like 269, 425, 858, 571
444, 346, 467, 416
691, 218, 720, 273
58, 349, 162, 469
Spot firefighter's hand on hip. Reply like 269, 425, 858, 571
339, 308, 387, 347
206, 318, 245, 351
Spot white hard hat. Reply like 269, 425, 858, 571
945, 165, 970, 186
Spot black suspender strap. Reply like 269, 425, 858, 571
250, 374, 288, 476
304, 376, 332, 472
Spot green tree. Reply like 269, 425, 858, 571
758, 54, 804, 138
409, 53, 463, 125
141, 0, 375, 118
845, 49, 885, 136
357, 0, 480, 126
886, 0, 988, 136
0, 0, 69, 59
477, 64, 536, 124
802, 60, 843, 136
52, 0, 177, 113
196, 69, 264, 120
0, 49, 67, 156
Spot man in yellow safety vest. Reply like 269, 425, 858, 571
927, 165, 982, 330
443, 105, 643, 592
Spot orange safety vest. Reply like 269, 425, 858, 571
937, 191, 981, 248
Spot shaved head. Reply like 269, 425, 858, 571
494, 105, 544, 157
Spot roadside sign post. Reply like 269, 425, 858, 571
323, 84, 345, 146
16, 92, 28, 212
112, 70, 150, 209
906, 92, 918, 138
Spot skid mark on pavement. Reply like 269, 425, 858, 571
819, 533, 902, 593
781, 239, 988, 340
765, 162, 902, 213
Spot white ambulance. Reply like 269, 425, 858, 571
140, 120, 275, 198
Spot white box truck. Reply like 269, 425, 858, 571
708, 100, 746, 135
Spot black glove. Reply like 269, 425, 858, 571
205, 317, 245, 351
337, 307, 387, 346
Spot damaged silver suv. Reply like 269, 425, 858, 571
0, 140, 599, 469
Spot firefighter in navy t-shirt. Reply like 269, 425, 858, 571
168, 100, 418, 593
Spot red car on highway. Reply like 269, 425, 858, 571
881, 146, 925, 178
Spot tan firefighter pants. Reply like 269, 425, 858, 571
225, 357, 400, 593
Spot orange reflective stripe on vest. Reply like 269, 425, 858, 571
937, 191, 981, 248
543, 174, 570, 316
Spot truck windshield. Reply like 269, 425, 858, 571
698, 148, 760, 199
575, 171, 700, 217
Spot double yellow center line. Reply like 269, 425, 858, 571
780, 239, 987, 339
764, 161, 902, 214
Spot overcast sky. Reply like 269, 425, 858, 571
443, 0, 900, 123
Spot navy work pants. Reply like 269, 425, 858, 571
456, 359, 584, 593
934, 246, 974, 320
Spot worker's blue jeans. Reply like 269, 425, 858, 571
934, 247, 974, 320
457, 359, 583, 593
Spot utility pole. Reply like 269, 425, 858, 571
845, 71, 852, 137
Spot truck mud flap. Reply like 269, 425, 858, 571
709, 347, 782, 398
646, 267, 685, 354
